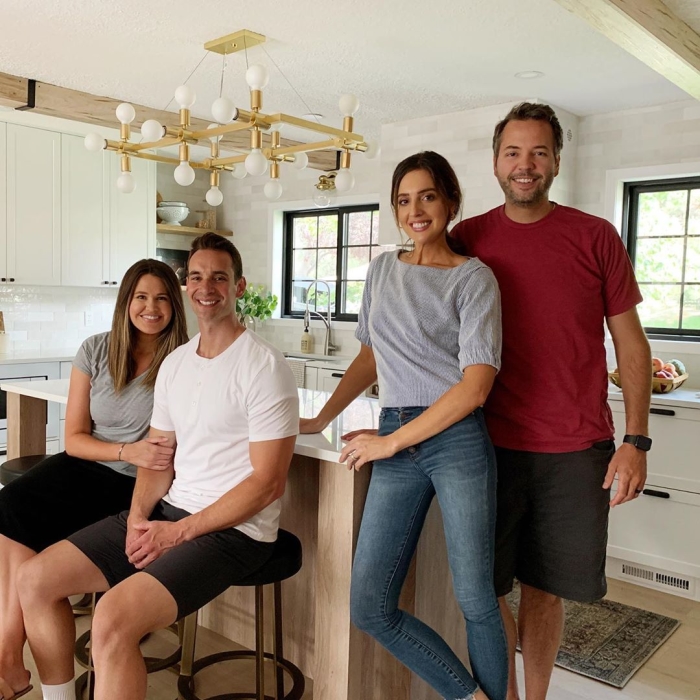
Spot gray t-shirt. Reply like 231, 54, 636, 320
73, 332, 154, 477
355, 251, 501, 408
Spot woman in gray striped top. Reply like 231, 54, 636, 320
300, 151, 508, 700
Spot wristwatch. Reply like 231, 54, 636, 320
623, 434, 652, 452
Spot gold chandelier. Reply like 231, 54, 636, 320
84, 29, 378, 205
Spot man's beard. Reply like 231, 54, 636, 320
498, 171, 554, 207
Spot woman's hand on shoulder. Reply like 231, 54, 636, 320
299, 416, 329, 434
121, 437, 174, 470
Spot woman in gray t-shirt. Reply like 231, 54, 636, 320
301, 152, 507, 700
0, 259, 188, 699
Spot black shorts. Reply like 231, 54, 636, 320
494, 440, 614, 603
67, 501, 275, 619
0, 452, 135, 553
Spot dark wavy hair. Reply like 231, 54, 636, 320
492, 102, 564, 157
188, 232, 243, 281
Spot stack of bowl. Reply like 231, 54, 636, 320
157, 201, 189, 226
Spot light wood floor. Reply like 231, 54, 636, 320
20, 578, 700, 699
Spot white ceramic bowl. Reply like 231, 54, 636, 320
158, 205, 189, 225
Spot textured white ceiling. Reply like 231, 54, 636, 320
0, 0, 693, 141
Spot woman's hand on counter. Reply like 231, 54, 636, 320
340, 433, 398, 471
299, 416, 330, 434
121, 438, 174, 470
341, 428, 378, 441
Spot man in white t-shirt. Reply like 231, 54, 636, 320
18, 234, 299, 700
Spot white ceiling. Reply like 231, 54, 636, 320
0, 0, 696, 141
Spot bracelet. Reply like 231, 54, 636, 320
117, 443, 126, 461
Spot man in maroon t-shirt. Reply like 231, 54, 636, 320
452, 103, 652, 700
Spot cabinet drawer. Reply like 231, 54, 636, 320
610, 402, 700, 493
608, 486, 700, 579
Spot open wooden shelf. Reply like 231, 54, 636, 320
156, 223, 233, 237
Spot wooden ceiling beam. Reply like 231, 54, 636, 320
0, 71, 336, 170
552, 0, 700, 100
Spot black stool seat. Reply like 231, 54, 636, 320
0, 454, 47, 485
236, 529, 302, 587
178, 529, 305, 700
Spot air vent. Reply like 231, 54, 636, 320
567, 128, 573, 142
622, 563, 654, 582
615, 560, 695, 599
656, 573, 690, 591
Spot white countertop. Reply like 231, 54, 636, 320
0, 380, 377, 462
0, 349, 78, 365
608, 385, 700, 409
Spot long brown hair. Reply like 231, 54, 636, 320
108, 259, 188, 391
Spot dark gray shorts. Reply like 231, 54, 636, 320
493, 440, 614, 603
67, 501, 275, 619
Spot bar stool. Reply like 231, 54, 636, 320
178, 529, 305, 700
0, 454, 47, 485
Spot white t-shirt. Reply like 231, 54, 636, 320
150, 330, 299, 542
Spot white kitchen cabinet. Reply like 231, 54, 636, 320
104, 156, 156, 286
607, 392, 700, 598
318, 367, 346, 393
304, 366, 318, 390
5, 124, 61, 285
61, 134, 106, 286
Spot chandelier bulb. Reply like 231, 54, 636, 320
231, 164, 248, 180
364, 140, 380, 160
174, 85, 196, 109
205, 186, 224, 207
174, 160, 196, 187
116, 172, 136, 194
313, 191, 334, 208
245, 64, 270, 91
206, 123, 222, 142
334, 167, 355, 192
245, 149, 268, 177
211, 97, 236, 124
115, 103, 136, 125
84, 133, 107, 152
293, 152, 309, 170
141, 119, 164, 142
264, 180, 283, 201
338, 94, 360, 117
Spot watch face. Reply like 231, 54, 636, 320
625, 434, 652, 451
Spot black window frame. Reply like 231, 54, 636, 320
282, 204, 381, 322
622, 176, 700, 341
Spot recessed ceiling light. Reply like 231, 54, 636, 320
515, 71, 545, 80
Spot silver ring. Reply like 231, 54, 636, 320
348, 450, 356, 458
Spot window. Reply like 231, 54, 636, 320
283, 205, 387, 322
624, 177, 700, 339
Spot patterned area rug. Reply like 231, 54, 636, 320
506, 584, 681, 688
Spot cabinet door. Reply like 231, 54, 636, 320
6, 125, 61, 285
106, 156, 156, 286
61, 134, 106, 286
319, 368, 345, 393
0, 123, 6, 278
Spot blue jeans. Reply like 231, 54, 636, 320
350, 407, 508, 700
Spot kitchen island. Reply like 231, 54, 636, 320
0, 380, 452, 700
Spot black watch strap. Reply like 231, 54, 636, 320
623, 434, 652, 452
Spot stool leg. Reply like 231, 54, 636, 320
179, 613, 198, 676
273, 581, 284, 700
255, 585, 265, 700
86, 592, 97, 700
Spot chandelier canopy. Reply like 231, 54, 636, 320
84, 30, 378, 205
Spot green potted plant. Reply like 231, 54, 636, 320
236, 285, 278, 331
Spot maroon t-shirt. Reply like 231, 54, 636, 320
452, 204, 642, 453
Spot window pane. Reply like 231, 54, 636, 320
348, 211, 372, 245
293, 217, 318, 248
290, 280, 312, 313
346, 246, 371, 280
344, 281, 365, 315
634, 237, 685, 283
636, 191, 688, 238
317, 249, 337, 280
307, 284, 336, 314
371, 211, 380, 244
637, 284, 682, 328
686, 237, 700, 283
293, 249, 317, 280
682, 286, 700, 331
318, 215, 338, 248
687, 190, 700, 236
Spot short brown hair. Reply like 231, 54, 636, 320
492, 102, 564, 157
188, 232, 243, 280
108, 259, 189, 391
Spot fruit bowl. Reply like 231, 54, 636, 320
608, 371, 689, 394
157, 204, 189, 226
